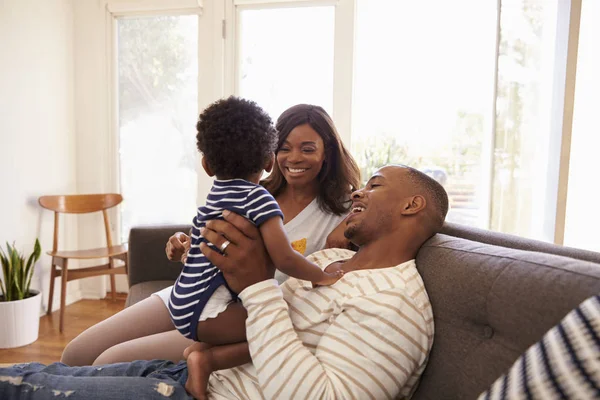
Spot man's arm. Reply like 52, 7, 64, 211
239, 281, 430, 399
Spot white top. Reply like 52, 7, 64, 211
274, 198, 347, 283
153, 198, 347, 304
208, 248, 435, 399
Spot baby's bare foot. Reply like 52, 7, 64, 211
185, 350, 214, 400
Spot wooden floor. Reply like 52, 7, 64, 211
0, 297, 125, 365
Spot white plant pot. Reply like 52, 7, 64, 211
0, 290, 42, 348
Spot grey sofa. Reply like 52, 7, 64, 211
126, 223, 600, 399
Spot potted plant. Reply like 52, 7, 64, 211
0, 239, 42, 348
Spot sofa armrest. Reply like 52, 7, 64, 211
128, 225, 191, 287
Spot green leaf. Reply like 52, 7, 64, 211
0, 269, 5, 300
24, 239, 41, 296
6, 243, 17, 301
0, 239, 41, 302
18, 256, 26, 297
0, 248, 8, 301
11, 250, 20, 302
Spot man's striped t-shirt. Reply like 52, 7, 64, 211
206, 248, 434, 399
168, 179, 283, 340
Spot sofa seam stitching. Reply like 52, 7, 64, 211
420, 245, 600, 279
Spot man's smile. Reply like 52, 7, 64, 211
347, 202, 367, 222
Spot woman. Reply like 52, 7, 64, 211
60, 104, 360, 366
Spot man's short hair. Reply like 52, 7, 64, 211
405, 167, 449, 231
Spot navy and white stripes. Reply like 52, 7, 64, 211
480, 295, 600, 399
168, 179, 283, 340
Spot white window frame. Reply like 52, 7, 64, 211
548, 0, 582, 245
224, 0, 356, 145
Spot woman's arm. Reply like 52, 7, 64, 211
325, 216, 355, 250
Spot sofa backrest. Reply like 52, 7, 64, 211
412, 227, 600, 399
128, 225, 190, 287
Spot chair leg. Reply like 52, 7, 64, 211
59, 259, 69, 334
47, 263, 56, 316
109, 258, 117, 301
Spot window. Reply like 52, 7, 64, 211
236, 5, 335, 119
107, 0, 594, 248
352, 0, 497, 227
353, 0, 565, 240
564, 0, 600, 251
117, 15, 199, 241
491, 0, 560, 238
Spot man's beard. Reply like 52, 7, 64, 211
344, 223, 360, 242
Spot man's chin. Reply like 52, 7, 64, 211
344, 226, 357, 240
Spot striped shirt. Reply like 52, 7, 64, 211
207, 248, 434, 399
169, 179, 283, 340
479, 295, 600, 399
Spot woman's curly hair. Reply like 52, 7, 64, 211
196, 96, 277, 179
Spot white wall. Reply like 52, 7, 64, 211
0, 0, 80, 311
71, 0, 123, 298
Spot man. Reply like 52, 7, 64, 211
0, 165, 449, 400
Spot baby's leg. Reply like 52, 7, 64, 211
188, 298, 251, 399
196, 302, 248, 345
185, 342, 251, 400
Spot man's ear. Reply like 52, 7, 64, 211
400, 195, 426, 215
264, 154, 275, 173
201, 157, 215, 177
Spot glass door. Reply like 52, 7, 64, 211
116, 15, 199, 241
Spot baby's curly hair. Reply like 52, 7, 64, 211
196, 97, 277, 179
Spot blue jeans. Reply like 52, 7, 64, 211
0, 360, 193, 400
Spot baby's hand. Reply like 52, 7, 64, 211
314, 270, 344, 286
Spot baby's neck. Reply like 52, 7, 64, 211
215, 171, 263, 185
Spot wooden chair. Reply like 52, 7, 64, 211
38, 194, 128, 333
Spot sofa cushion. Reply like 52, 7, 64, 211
125, 281, 174, 308
412, 233, 600, 400
128, 225, 189, 287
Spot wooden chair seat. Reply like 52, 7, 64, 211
48, 244, 128, 260
39, 193, 128, 333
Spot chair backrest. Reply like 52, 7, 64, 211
39, 194, 123, 214
38, 194, 123, 252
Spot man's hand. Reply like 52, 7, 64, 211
200, 210, 274, 293
165, 232, 191, 263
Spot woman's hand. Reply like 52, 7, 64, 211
165, 232, 191, 263
200, 210, 274, 294
325, 218, 353, 250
